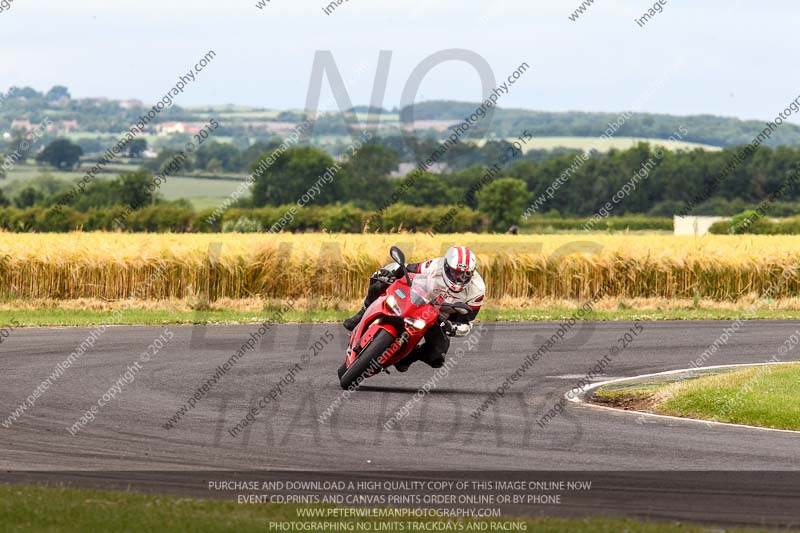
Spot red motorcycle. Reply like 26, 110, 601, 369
338, 247, 470, 390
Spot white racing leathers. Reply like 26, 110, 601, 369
402, 257, 486, 335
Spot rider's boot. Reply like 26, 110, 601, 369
394, 350, 420, 372
343, 305, 366, 331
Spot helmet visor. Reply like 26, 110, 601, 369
445, 264, 472, 285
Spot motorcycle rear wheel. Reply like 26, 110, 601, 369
338, 329, 395, 390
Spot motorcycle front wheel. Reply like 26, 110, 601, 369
338, 329, 395, 391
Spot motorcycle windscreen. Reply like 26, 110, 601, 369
409, 274, 445, 306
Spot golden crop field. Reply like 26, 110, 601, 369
1, 233, 799, 302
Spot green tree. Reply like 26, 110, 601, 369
346, 144, 399, 180
442, 166, 493, 209
400, 172, 457, 206
0, 188, 9, 207
13, 186, 45, 208
195, 141, 241, 172
2, 174, 71, 199
207, 158, 223, 174
45, 85, 71, 102
114, 172, 155, 209
477, 178, 530, 232
145, 149, 193, 174
339, 145, 398, 207
9, 129, 33, 163
252, 147, 341, 207
68, 180, 116, 210
56, 172, 156, 211
126, 138, 148, 158
8, 86, 41, 99
240, 140, 282, 169
36, 138, 83, 170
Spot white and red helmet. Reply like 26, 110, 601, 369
443, 246, 476, 293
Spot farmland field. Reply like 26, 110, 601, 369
1, 233, 799, 303
182, 104, 283, 119
68, 132, 164, 144
154, 175, 245, 208
1, 164, 89, 184
1, 163, 247, 209
481, 136, 722, 153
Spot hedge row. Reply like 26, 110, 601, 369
0, 205, 674, 233
0, 204, 485, 233
524, 215, 672, 232
709, 210, 800, 235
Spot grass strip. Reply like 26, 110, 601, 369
7, 307, 800, 327
0, 484, 771, 533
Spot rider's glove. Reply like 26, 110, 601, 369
442, 321, 471, 337
372, 268, 397, 284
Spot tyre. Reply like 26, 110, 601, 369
338, 329, 395, 390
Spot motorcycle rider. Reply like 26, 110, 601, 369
343, 246, 485, 372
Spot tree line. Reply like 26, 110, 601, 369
5, 140, 800, 230
248, 142, 800, 219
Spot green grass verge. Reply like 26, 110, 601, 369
656, 363, 800, 430
593, 370, 734, 403
0, 485, 768, 533
6, 307, 800, 327
595, 364, 800, 431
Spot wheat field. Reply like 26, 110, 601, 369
0, 233, 799, 302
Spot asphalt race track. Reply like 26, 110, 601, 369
2, 321, 800, 527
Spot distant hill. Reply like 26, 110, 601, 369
400, 100, 800, 148
4, 84, 800, 149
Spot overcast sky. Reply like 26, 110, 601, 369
2, 0, 798, 123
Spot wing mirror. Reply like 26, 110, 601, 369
389, 246, 410, 285
390, 246, 406, 268
390, 246, 407, 275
